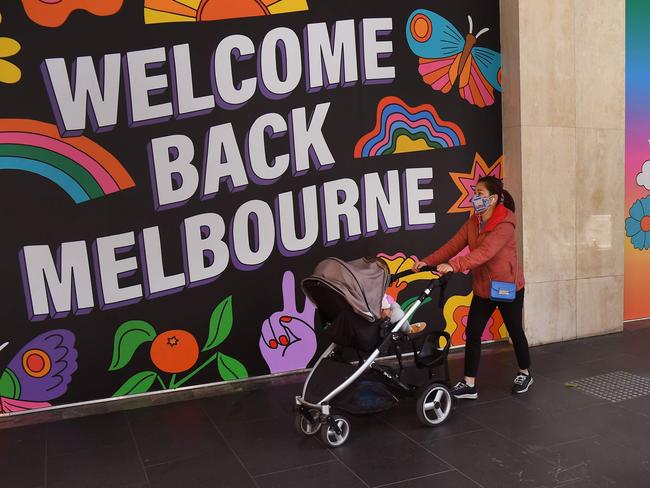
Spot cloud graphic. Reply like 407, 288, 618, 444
637, 160, 650, 190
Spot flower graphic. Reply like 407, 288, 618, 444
626, 196, 650, 250
442, 292, 507, 346
0, 12, 21, 84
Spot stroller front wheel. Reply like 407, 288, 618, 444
319, 415, 350, 447
294, 410, 321, 436
417, 383, 453, 427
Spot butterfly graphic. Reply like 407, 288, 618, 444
406, 9, 502, 108
0, 330, 78, 414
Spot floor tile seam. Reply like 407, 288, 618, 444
617, 403, 650, 419
199, 402, 262, 488
372, 468, 457, 488
43, 424, 48, 488
533, 370, 608, 384
253, 460, 337, 479
453, 411, 574, 471
581, 355, 650, 368
510, 394, 611, 414
385, 424, 486, 443
545, 432, 650, 465
543, 434, 600, 452
208, 413, 290, 429
456, 397, 528, 419
45, 439, 143, 461
377, 419, 486, 488
126, 415, 156, 485
325, 449, 372, 488
456, 396, 513, 410
140, 449, 223, 469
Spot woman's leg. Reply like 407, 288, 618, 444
497, 289, 530, 371
464, 294, 497, 382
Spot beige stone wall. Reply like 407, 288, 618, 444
500, 0, 625, 345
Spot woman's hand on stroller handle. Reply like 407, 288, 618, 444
390, 262, 452, 283
411, 261, 452, 273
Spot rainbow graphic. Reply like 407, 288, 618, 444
354, 96, 466, 158
0, 119, 135, 204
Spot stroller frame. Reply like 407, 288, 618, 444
295, 267, 454, 446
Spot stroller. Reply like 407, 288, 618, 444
295, 256, 454, 447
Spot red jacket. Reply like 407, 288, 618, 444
423, 204, 525, 299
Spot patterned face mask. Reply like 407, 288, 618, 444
470, 194, 494, 214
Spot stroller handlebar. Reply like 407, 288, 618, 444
390, 266, 451, 283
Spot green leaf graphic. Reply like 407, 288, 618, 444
112, 371, 158, 397
203, 296, 233, 351
400, 296, 432, 312
0, 368, 20, 399
217, 352, 248, 381
109, 320, 157, 371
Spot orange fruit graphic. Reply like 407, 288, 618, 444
150, 330, 199, 374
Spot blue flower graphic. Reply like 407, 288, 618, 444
626, 196, 650, 250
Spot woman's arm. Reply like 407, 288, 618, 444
449, 222, 513, 272
421, 220, 469, 266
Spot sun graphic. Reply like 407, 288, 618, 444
144, 0, 309, 24
0, 12, 21, 84
448, 153, 503, 214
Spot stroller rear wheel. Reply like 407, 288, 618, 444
294, 410, 321, 436
417, 383, 453, 426
319, 415, 350, 447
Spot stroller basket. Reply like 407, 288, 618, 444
303, 356, 398, 415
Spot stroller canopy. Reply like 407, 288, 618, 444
301, 257, 390, 322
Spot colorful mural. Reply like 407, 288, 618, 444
354, 96, 466, 158
144, 0, 309, 24
19, 0, 124, 28
626, 0, 650, 319
626, 196, 650, 251
259, 271, 317, 373
406, 9, 501, 108
449, 153, 503, 214
0, 330, 78, 413
378, 252, 503, 347
0, 119, 135, 203
0, 0, 502, 414
442, 292, 507, 345
0, 12, 21, 84
109, 296, 248, 396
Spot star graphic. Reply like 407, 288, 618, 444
448, 153, 504, 214
167, 336, 179, 347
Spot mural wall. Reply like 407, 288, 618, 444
0, 0, 503, 413
626, 0, 650, 320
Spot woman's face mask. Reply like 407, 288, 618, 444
470, 193, 494, 214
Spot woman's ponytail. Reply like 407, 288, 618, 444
501, 189, 516, 212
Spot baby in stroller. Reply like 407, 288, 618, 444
380, 294, 427, 336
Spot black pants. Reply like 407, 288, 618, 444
464, 289, 530, 377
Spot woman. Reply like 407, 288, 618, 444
412, 176, 532, 399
